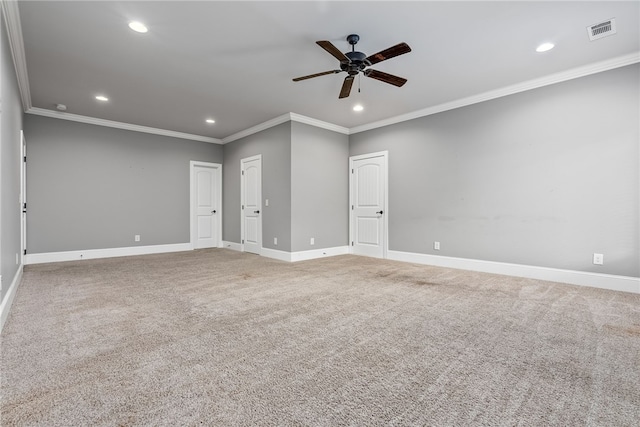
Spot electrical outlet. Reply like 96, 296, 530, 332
434, 241, 441, 251
265, 199, 269, 206
593, 253, 604, 265
310, 237, 315, 245
274, 237, 278, 245
135, 235, 140, 242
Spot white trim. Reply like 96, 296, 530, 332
1, 0, 32, 111
26, 108, 222, 144
24, 243, 192, 265
10, 52, 636, 147
289, 112, 349, 135
5, 0, 637, 146
261, 247, 292, 262
349, 151, 389, 259
223, 113, 291, 144
350, 52, 640, 135
387, 250, 640, 294
261, 246, 350, 263
222, 241, 242, 251
222, 112, 349, 144
190, 161, 223, 250
290, 246, 350, 262
240, 154, 262, 162
0, 265, 23, 334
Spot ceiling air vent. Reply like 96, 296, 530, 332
587, 18, 617, 41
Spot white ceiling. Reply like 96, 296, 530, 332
13, 1, 640, 141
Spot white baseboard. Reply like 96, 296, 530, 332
222, 241, 242, 252
1, 265, 23, 334
290, 246, 350, 262
24, 243, 193, 265
261, 247, 292, 262
261, 246, 350, 263
387, 250, 640, 294
224, 241, 349, 263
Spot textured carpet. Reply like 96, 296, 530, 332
1, 249, 639, 426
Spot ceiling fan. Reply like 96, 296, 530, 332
293, 34, 411, 99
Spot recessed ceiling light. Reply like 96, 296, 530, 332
206, 118, 215, 124
128, 21, 148, 33
353, 104, 364, 112
95, 95, 109, 102
536, 42, 555, 53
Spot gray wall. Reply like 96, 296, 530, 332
350, 64, 639, 277
23, 115, 222, 253
1, 10, 24, 301
291, 122, 349, 251
222, 122, 292, 251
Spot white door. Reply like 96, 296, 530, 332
191, 161, 222, 249
350, 152, 388, 258
241, 155, 262, 255
20, 132, 27, 263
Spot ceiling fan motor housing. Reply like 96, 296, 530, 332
342, 51, 370, 75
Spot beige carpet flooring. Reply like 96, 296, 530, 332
1, 249, 639, 426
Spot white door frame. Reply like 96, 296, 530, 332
349, 150, 389, 259
20, 131, 27, 264
240, 154, 262, 254
190, 161, 222, 249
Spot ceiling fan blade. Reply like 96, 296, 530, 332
292, 70, 341, 82
339, 76, 355, 99
364, 69, 407, 87
316, 40, 349, 62
366, 42, 411, 65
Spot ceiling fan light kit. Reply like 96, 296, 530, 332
293, 34, 411, 99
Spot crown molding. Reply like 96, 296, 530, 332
6, 0, 636, 145
27, 108, 222, 144
222, 53, 639, 141
289, 112, 349, 135
1, 0, 32, 111
221, 113, 291, 144
350, 52, 640, 135
222, 112, 349, 145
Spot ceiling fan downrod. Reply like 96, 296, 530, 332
347, 34, 360, 51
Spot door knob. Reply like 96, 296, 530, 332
211, 210, 217, 214
254, 210, 260, 214
376, 210, 384, 215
